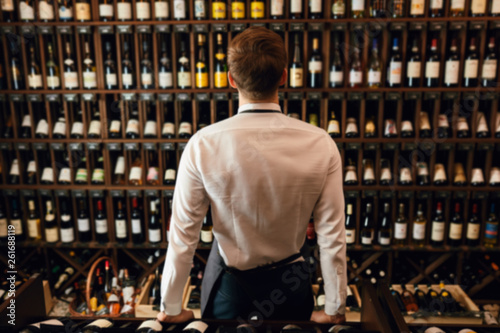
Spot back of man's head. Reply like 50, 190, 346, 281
228, 27, 287, 100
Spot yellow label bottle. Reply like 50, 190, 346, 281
231, 0, 246, 19
196, 64, 209, 88
251, 0, 265, 18
212, 0, 227, 19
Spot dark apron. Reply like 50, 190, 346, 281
200, 238, 225, 318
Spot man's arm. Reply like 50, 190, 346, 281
312, 137, 347, 317
160, 134, 209, 317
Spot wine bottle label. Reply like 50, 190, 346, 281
433, 163, 447, 182
251, 2, 265, 18
108, 120, 120, 133
53, 122, 66, 136
71, 122, 84, 136
327, 120, 340, 134
345, 169, 357, 183
289, 0, 302, 13
330, 70, 343, 84
88, 120, 101, 136
213, 2, 227, 19
47, 75, 61, 88
316, 294, 326, 306
384, 119, 397, 136
368, 71, 381, 84
482, 60, 497, 79
92, 168, 104, 183
378, 233, 391, 245
42, 167, 54, 182
388, 62, 402, 84
485, 222, 499, 240
444, 60, 459, 84
346, 121, 358, 134
231, 2, 245, 18
363, 166, 375, 181
149, 229, 162, 242
131, 218, 142, 234
400, 167, 412, 182
162, 122, 175, 136
159, 72, 173, 88
147, 167, 159, 182
116, 219, 127, 238
411, 0, 425, 14
430, 0, 443, 9
64, 72, 79, 88
174, 0, 186, 18
76, 168, 88, 182
466, 223, 480, 240
492, 0, 500, 13
214, 71, 228, 88
165, 169, 176, 181
95, 218, 108, 234
60, 227, 75, 242
179, 122, 192, 135
464, 59, 479, 78
345, 229, 356, 244
380, 167, 392, 181
289, 68, 303, 87
476, 112, 489, 132
425, 62, 440, 78
59, 5, 73, 19
308, 60, 323, 73
78, 218, 90, 232
361, 234, 373, 245
184, 322, 208, 333
431, 221, 445, 241
136, 2, 151, 19
99, 4, 114, 17
178, 72, 191, 87
401, 120, 413, 132
36, 119, 49, 135
122, 73, 133, 86
449, 222, 463, 240
27, 219, 39, 238
138, 320, 163, 331
59, 167, 71, 182
129, 166, 142, 181
142, 73, 153, 86
28, 74, 43, 89
106, 73, 117, 86
351, 0, 364, 11
419, 112, 431, 130
117, 2, 132, 19
10, 159, 19, 176
271, 0, 284, 15
309, 114, 319, 127
349, 71, 362, 84
39, 2, 55, 20
27, 160, 37, 173
196, 72, 209, 88
1, 0, 13, 10
20, 2, 35, 19
21, 114, 32, 128
112, 157, 125, 176
451, 0, 465, 9
0, 218, 8, 237
413, 223, 426, 240
424, 328, 446, 333
332, 0, 345, 14
45, 227, 59, 242
394, 222, 408, 240
490, 167, 500, 184
496, 112, 500, 133
438, 115, 449, 128
155, 1, 169, 18
83, 72, 97, 88
86, 319, 113, 329
471, 168, 484, 184
201, 229, 213, 243
75, 3, 91, 20
471, 0, 486, 13
407, 61, 421, 78
457, 117, 469, 131
126, 119, 139, 134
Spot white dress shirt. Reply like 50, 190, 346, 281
161, 102, 347, 316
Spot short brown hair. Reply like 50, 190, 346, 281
228, 27, 287, 100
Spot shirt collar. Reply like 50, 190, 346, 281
237, 103, 282, 114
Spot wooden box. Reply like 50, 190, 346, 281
391, 284, 482, 325
43, 280, 53, 315
312, 284, 361, 322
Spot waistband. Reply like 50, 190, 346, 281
222, 253, 303, 275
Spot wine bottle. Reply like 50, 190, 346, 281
27, 200, 42, 240
465, 203, 480, 246
164, 151, 177, 185
136, 0, 151, 20
214, 34, 228, 89
91, 153, 105, 185
149, 266, 161, 306
195, 34, 209, 89
9, 157, 20, 185
9, 41, 24, 90
360, 203, 374, 246
308, 37, 323, 88
108, 109, 121, 139
149, 201, 161, 244
81, 319, 113, 333
20, 110, 32, 138
146, 150, 160, 185
290, 0, 303, 18
75, 0, 91, 21
419, 111, 432, 138
122, 40, 135, 89
53, 107, 67, 139
177, 40, 192, 89
83, 41, 97, 89
448, 203, 463, 247
378, 203, 392, 246
46, 43, 61, 90
386, 38, 402, 87
370, 0, 385, 17
19, 0, 35, 22
117, 0, 132, 20
19, 318, 76, 333
95, 199, 108, 243
131, 197, 144, 244
141, 40, 154, 89
389, 286, 406, 312
154, 0, 169, 20
450, 0, 465, 16
476, 112, 490, 138
74, 152, 88, 185
115, 200, 128, 243
28, 45, 43, 90
136, 320, 163, 333
380, 159, 392, 185
0, 202, 7, 243
406, 38, 421, 87
330, 34, 344, 88
60, 199, 75, 243
327, 110, 341, 138
7, 199, 24, 241
99, 0, 114, 21
470, 0, 487, 16
200, 207, 213, 244
444, 39, 459, 87
173, 0, 186, 19
344, 158, 358, 185
129, 151, 143, 185
39, 0, 55, 21
58, 151, 71, 184
349, 45, 363, 88
289, 34, 303, 88
398, 160, 413, 186
144, 104, 157, 139
70, 106, 84, 138
490, 165, 500, 186
88, 105, 102, 138
394, 203, 408, 246
425, 39, 440, 87
433, 163, 448, 186
429, 0, 443, 17
362, 159, 375, 185
251, 0, 265, 19
463, 37, 479, 87
345, 203, 356, 245
492, 0, 500, 15
484, 204, 498, 248
58, 0, 74, 21
159, 40, 173, 89
456, 116, 470, 138
44, 200, 59, 243
270, 0, 284, 18
104, 42, 117, 89
76, 199, 91, 242
351, 0, 365, 18
481, 37, 497, 87
63, 41, 79, 89
25, 151, 37, 185
390, 0, 404, 17
179, 103, 193, 138
2, 114, 14, 138
40, 153, 54, 185
314, 277, 326, 310
213, 0, 227, 19
413, 204, 426, 247
401, 284, 419, 312
431, 202, 445, 247
113, 156, 126, 185
54, 266, 75, 290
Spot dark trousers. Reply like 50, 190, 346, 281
205, 261, 314, 321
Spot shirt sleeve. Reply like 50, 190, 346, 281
313, 137, 347, 316
160, 134, 209, 315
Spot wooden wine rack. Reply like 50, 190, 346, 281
0, 0, 500, 304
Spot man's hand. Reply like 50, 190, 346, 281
310, 310, 346, 324
157, 309, 195, 323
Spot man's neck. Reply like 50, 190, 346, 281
238, 92, 279, 108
